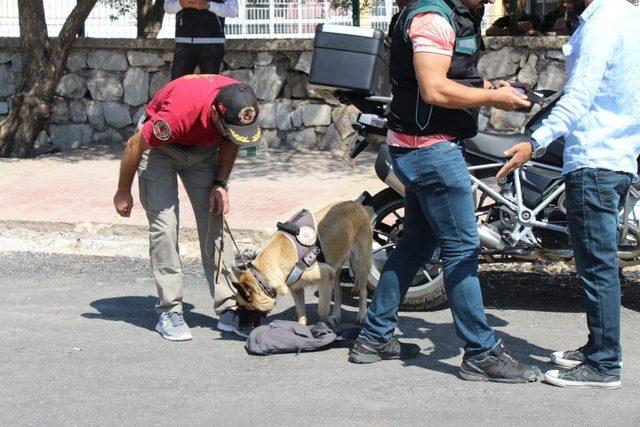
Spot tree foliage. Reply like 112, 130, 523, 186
99, 0, 165, 38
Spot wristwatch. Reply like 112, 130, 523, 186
529, 138, 546, 159
213, 179, 229, 190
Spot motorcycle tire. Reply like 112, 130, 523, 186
366, 187, 448, 311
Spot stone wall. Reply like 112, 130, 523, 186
0, 36, 569, 152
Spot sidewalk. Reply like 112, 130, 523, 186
0, 144, 386, 258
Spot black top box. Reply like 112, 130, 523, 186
309, 24, 391, 97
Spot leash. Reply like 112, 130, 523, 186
206, 213, 251, 285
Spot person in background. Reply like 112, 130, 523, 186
497, 0, 640, 389
486, 0, 540, 36
540, 0, 582, 35
165, 0, 239, 80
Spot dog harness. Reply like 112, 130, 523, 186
276, 209, 326, 286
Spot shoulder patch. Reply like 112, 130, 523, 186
152, 120, 171, 141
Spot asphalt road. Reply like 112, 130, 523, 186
2, 252, 640, 426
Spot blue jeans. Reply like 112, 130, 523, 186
360, 142, 498, 359
565, 168, 632, 376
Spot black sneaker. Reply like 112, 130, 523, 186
550, 346, 586, 368
459, 342, 542, 383
348, 336, 420, 364
545, 363, 621, 389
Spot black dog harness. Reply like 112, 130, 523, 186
276, 209, 325, 286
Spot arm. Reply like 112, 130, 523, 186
209, 141, 240, 215
208, 0, 239, 18
531, 19, 614, 148
414, 53, 529, 110
113, 132, 151, 217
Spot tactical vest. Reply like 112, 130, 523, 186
388, 0, 484, 138
175, 6, 226, 39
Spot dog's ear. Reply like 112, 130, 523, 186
231, 265, 244, 279
232, 281, 252, 303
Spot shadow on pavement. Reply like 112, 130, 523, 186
81, 295, 217, 331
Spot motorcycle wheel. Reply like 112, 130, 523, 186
366, 188, 447, 311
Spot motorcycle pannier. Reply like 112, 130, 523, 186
309, 24, 391, 97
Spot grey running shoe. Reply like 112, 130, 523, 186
348, 336, 420, 364
550, 346, 586, 368
217, 308, 251, 338
155, 312, 193, 341
459, 342, 542, 383
545, 363, 621, 389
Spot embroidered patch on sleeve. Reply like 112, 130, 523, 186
152, 120, 171, 141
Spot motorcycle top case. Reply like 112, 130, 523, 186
309, 24, 391, 97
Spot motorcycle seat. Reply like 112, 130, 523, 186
464, 132, 525, 160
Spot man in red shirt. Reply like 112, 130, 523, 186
113, 74, 262, 341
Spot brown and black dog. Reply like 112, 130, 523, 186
232, 201, 372, 326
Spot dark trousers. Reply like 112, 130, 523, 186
359, 142, 497, 359
170, 43, 225, 80
565, 168, 632, 376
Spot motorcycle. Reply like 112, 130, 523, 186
338, 91, 640, 311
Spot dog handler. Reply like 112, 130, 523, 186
113, 74, 262, 341
348, 0, 543, 383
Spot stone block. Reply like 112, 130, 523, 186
224, 52, 255, 69
284, 73, 308, 99
0, 101, 8, 115
294, 51, 313, 74
150, 70, 170, 98
87, 50, 128, 71
332, 105, 359, 139
0, 64, 16, 97
69, 100, 87, 123
55, 73, 87, 99
50, 124, 93, 150
546, 50, 564, 61
478, 47, 522, 80
33, 130, 49, 149
517, 54, 538, 87
319, 124, 344, 151
285, 127, 316, 149
276, 100, 292, 131
222, 69, 253, 84
92, 128, 124, 144
489, 109, 526, 132
260, 129, 280, 147
251, 65, 287, 101
123, 68, 149, 107
0, 52, 11, 63
302, 104, 331, 126
290, 106, 304, 128
67, 51, 87, 71
11, 53, 21, 73
132, 105, 147, 127
50, 98, 68, 124
257, 102, 276, 129
103, 102, 132, 128
256, 52, 273, 66
537, 61, 567, 91
86, 101, 105, 131
127, 51, 164, 67
87, 71, 123, 101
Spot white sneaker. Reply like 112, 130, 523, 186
155, 312, 193, 341
217, 309, 249, 338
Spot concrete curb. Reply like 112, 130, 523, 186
0, 220, 271, 260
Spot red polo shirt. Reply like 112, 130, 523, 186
141, 74, 238, 148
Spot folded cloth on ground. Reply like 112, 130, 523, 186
245, 320, 338, 355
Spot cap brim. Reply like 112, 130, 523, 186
225, 122, 262, 147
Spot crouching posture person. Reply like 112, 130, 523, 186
113, 74, 262, 340
348, 0, 544, 383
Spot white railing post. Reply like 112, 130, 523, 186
269, 0, 275, 37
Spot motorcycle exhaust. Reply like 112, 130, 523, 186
478, 224, 504, 250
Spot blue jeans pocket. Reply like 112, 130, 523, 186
594, 171, 631, 211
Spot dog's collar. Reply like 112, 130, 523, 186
247, 262, 278, 300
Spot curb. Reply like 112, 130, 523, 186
0, 220, 271, 260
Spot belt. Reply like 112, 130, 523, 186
175, 37, 226, 44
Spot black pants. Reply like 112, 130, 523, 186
170, 43, 225, 80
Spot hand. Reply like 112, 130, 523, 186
490, 86, 531, 111
209, 186, 229, 216
496, 142, 533, 179
114, 190, 133, 217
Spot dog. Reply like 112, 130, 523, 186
232, 201, 373, 326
